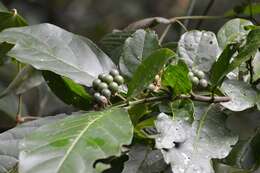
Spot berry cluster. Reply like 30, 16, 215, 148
92, 69, 124, 104
188, 68, 208, 88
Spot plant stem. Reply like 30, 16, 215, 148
183, 0, 198, 31
159, 24, 172, 44
16, 63, 23, 125
114, 93, 230, 108
197, 0, 215, 28
168, 15, 226, 23
247, 58, 254, 84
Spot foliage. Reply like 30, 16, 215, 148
0, 2, 259, 173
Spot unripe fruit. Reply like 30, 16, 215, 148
148, 83, 156, 91
191, 76, 199, 85
199, 79, 208, 88
92, 79, 101, 90
94, 92, 101, 100
98, 82, 108, 91
101, 88, 111, 98
114, 75, 124, 85
103, 74, 113, 83
98, 73, 106, 81
188, 72, 194, 79
196, 71, 205, 79
109, 69, 119, 77
109, 82, 119, 92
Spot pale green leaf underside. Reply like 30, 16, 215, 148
19, 108, 133, 173
0, 23, 115, 86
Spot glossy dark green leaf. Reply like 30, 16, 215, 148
100, 31, 133, 64
127, 48, 175, 98
0, 10, 27, 31
119, 29, 160, 77
210, 44, 237, 89
19, 108, 133, 173
0, 23, 115, 87
212, 29, 260, 86
43, 71, 93, 110
0, 114, 67, 173
162, 60, 192, 95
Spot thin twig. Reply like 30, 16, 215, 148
183, 0, 198, 31
159, 24, 172, 44
197, 0, 215, 28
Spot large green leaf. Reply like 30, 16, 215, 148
253, 51, 260, 82
0, 10, 27, 31
0, 2, 7, 12
0, 114, 67, 173
43, 71, 93, 110
217, 18, 253, 49
119, 29, 160, 77
127, 48, 175, 98
220, 80, 257, 112
178, 30, 220, 72
155, 108, 238, 173
122, 145, 167, 173
162, 60, 192, 95
0, 23, 115, 87
100, 31, 133, 64
212, 29, 260, 86
210, 44, 237, 89
19, 108, 133, 173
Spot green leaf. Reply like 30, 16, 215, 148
178, 30, 220, 72
155, 109, 238, 173
210, 44, 237, 89
128, 103, 150, 126
213, 162, 250, 173
127, 48, 175, 98
0, 65, 43, 98
0, 114, 67, 173
0, 23, 115, 87
100, 31, 133, 64
253, 51, 260, 82
171, 99, 194, 124
0, 10, 27, 31
225, 3, 260, 17
122, 145, 167, 173
0, 42, 14, 65
217, 18, 253, 49
43, 71, 93, 110
213, 29, 260, 85
19, 108, 133, 173
0, 2, 8, 12
162, 60, 192, 95
220, 80, 257, 112
119, 29, 160, 77
224, 131, 260, 170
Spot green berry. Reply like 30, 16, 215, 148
109, 69, 119, 77
98, 73, 106, 80
94, 92, 101, 100
148, 83, 156, 91
114, 75, 124, 85
196, 71, 205, 79
199, 79, 208, 88
101, 88, 111, 98
103, 74, 114, 83
191, 76, 199, 85
98, 82, 108, 91
109, 82, 119, 92
92, 79, 101, 89
188, 72, 194, 79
